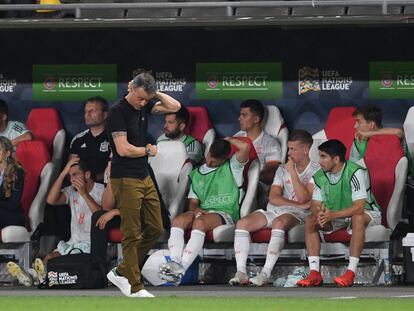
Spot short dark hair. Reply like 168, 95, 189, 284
85, 96, 108, 112
168, 106, 189, 127
132, 68, 152, 78
318, 139, 346, 162
131, 70, 157, 95
352, 104, 383, 128
70, 161, 90, 174
288, 129, 313, 147
0, 99, 8, 119
240, 99, 265, 122
209, 139, 231, 160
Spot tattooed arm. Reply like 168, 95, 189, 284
150, 91, 181, 115
112, 131, 156, 158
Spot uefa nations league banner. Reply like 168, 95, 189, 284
195, 63, 283, 100
370, 62, 414, 99
32, 64, 117, 101
0, 28, 411, 140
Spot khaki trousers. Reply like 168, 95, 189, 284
111, 175, 164, 293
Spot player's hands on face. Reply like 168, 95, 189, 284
72, 176, 87, 196
64, 157, 80, 175
286, 156, 296, 174
356, 129, 372, 141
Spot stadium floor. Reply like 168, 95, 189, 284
1, 284, 414, 298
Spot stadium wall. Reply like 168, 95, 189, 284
0, 26, 412, 143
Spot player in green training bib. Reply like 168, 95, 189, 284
159, 137, 250, 285
350, 104, 413, 177
297, 140, 381, 288
156, 106, 204, 166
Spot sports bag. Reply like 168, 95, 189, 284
39, 250, 107, 289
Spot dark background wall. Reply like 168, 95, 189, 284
0, 26, 413, 145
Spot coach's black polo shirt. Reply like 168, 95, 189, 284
69, 128, 110, 180
107, 97, 155, 179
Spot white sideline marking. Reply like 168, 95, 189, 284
393, 295, 414, 298
329, 297, 357, 300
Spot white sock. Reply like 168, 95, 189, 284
308, 256, 320, 272
234, 229, 250, 274
347, 256, 359, 273
181, 229, 205, 271
168, 227, 185, 264
262, 229, 285, 277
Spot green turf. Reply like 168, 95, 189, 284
1, 297, 414, 311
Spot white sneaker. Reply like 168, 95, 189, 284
34, 258, 46, 283
273, 276, 287, 287
107, 268, 131, 297
158, 261, 184, 284
249, 272, 269, 286
228, 271, 249, 286
6, 262, 33, 287
129, 289, 155, 298
284, 267, 309, 288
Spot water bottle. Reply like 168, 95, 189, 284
383, 258, 392, 285
247, 258, 260, 278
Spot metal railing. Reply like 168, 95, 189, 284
1, 1, 414, 18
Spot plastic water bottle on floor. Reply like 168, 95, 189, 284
247, 258, 260, 279
384, 258, 392, 285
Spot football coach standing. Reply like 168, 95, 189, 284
106, 70, 181, 298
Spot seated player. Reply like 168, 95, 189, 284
351, 104, 413, 176
158, 137, 250, 284
234, 99, 282, 206
156, 106, 204, 166
7, 159, 104, 286
229, 130, 319, 286
296, 140, 381, 287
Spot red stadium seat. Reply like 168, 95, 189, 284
186, 106, 216, 157
16, 141, 51, 229
26, 108, 66, 181
324, 106, 357, 159
309, 106, 356, 162
250, 228, 290, 243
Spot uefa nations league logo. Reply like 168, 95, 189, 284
298, 67, 321, 94
380, 73, 393, 88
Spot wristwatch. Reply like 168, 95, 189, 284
145, 146, 151, 156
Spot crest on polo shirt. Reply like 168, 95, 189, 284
100, 141, 109, 152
